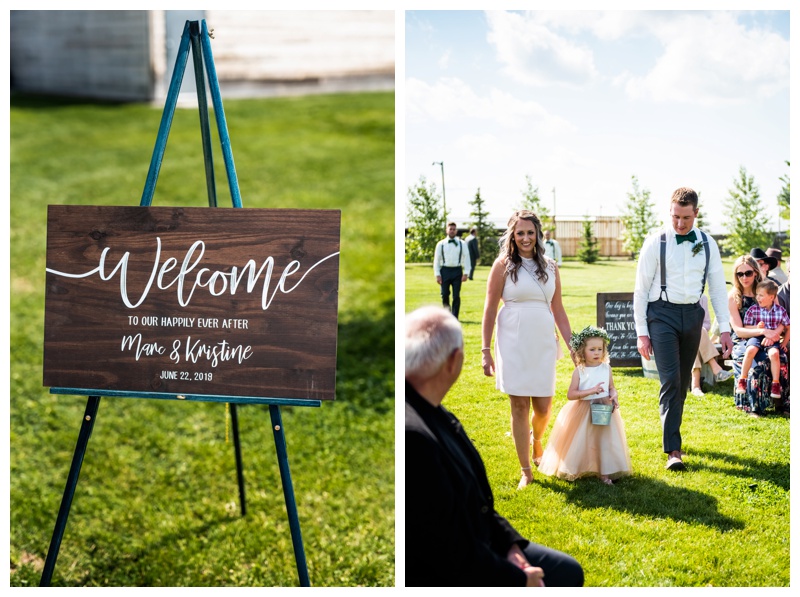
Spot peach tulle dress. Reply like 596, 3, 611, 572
537, 363, 632, 481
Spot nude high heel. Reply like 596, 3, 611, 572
530, 430, 543, 466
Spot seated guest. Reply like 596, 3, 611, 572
766, 247, 789, 286
750, 248, 780, 283
728, 258, 788, 415
406, 306, 584, 587
777, 258, 790, 317
691, 295, 734, 397
776, 260, 790, 415
767, 248, 788, 285
735, 279, 789, 401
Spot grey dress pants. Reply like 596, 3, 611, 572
646, 299, 705, 453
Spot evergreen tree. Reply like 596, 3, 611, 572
695, 191, 708, 231
405, 176, 445, 263
577, 217, 599, 264
620, 175, 658, 259
778, 160, 790, 249
519, 175, 552, 230
778, 161, 790, 219
722, 166, 771, 256
468, 187, 497, 265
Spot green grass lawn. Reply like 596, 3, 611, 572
405, 259, 789, 587
10, 91, 394, 587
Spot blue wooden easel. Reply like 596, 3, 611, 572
40, 20, 314, 587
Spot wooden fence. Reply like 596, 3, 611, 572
553, 217, 628, 257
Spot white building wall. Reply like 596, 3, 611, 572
206, 10, 395, 81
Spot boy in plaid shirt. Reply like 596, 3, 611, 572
737, 279, 790, 399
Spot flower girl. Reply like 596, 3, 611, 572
537, 326, 632, 485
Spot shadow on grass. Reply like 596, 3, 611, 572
457, 318, 482, 327
689, 449, 789, 491
533, 474, 744, 532
79, 515, 231, 586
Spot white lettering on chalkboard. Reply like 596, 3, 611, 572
46, 237, 339, 310
603, 299, 639, 361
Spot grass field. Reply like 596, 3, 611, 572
405, 259, 789, 587
10, 91, 394, 587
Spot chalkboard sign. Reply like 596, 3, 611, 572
596, 292, 640, 367
43, 205, 340, 402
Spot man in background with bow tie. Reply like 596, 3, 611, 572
543, 229, 562, 266
434, 222, 471, 320
633, 188, 732, 471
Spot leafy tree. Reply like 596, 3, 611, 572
405, 176, 445, 263
577, 217, 599, 264
778, 160, 790, 217
620, 175, 658, 259
778, 160, 790, 249
468, 187, 497, 265
722, 166, 771, 256
519, 174, 552, 230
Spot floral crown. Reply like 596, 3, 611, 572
569, 326, 611, 352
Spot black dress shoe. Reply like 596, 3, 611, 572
666, 456, 686, 471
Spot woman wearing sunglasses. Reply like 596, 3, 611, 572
728, 255, 786, 415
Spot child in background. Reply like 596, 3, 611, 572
737, 279, 790, 399
538, 326, 632, 485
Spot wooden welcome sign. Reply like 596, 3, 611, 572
43, 205, 341, 402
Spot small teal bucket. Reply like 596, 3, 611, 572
591, 403, 613, 425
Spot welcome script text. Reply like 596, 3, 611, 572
46, 237, 339, 310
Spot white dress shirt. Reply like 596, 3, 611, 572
633, 226, 730, 337
433, 237, 471, 277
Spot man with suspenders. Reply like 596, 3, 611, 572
633, 188, 732, 471
434, 222, 471, 320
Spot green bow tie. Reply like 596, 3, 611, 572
448, 239, 457, 244
676, 230, 697, 244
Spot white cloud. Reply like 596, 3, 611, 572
621, 12, 789, 105
521, 10, 643, 41
484, 10, 788, 106
485, 10, 599, 87
541, 145, 600, 173
437, 49, 451, 70
406, 76, 576, 134
454, 133, 512, 164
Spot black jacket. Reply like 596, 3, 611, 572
468, 236, 480, 264
405, 381, 528, 586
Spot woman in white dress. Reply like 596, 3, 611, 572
481, 210, 575, 489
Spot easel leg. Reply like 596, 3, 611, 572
229, 403, 247, 516
189, 20, 218, 208
40, 396, 101, 586
269, 405, 310, 587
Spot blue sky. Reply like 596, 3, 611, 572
405, 9, 790, 234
